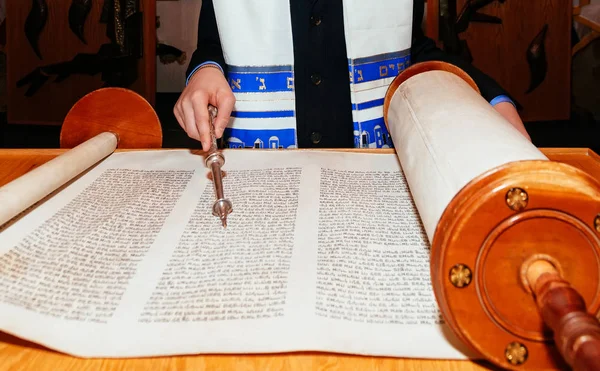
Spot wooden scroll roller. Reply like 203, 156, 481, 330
384, 61, 600, 370
0, 87, 162, 226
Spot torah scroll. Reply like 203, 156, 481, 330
0, 62, 578, 363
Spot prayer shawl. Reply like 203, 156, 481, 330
212, 0, 412, 149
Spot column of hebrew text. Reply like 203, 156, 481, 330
0, 169, 193, 323
315, 169, 443, 326
139, 167, 303, 323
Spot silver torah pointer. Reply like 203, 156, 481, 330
205, 105, 233, 227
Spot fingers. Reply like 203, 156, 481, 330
174, 67, 235, 149
182, 94, 203, 143
174, 96, 199, 141
173, 104, 184, 130
214, 90, 235, 138
190, 94, 212, 151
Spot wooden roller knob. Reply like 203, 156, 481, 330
527, 260, 600, 371
429, 159, 600, 370
60, 87, 162, 149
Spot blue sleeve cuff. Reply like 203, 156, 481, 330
186, 61, 224, 85
490, 95, 516, 108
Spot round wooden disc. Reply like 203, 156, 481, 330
383, 61, 480, 130
431, 160, 600, 370
60, 87, 162, 149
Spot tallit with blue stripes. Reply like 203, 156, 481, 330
212, 0, 412, 149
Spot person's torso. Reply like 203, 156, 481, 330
214, 0, 414, 149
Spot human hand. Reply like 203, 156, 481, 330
174, 65, 235, 151
493, 101, 532, 142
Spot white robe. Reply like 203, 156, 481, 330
212, 0, 413, 149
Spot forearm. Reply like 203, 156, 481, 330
410, 38, 530, 140
409, 1, 530, 140
186, 0, 227, 82
410, 0, 514, 103
410, 38, 514, 103
493, 101, 531, 141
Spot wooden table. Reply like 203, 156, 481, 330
1, 147, 599, 371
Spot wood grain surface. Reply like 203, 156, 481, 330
0, 147, 598, 371
425, 0, 572, 122
60, 87, 162, 149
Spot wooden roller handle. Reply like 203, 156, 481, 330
527, 260, 600, 370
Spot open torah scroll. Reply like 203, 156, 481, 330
0, 64, 546, 359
